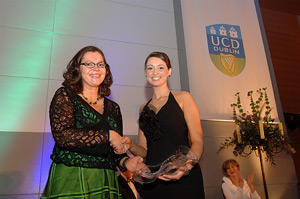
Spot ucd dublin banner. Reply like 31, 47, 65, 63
181, 0, 279, 120
206, 24, 245, 77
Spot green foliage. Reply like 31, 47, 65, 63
217, 88, 294, 165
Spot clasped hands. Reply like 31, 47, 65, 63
109, 132, 146, 174
109, 131, 130, 154
109, 132, 131, 155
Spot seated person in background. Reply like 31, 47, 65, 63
221, 159, 261, 199
118, 168, 142, 199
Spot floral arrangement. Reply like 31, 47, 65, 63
217, 88, 295, 165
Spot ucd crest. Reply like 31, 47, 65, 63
206, 24, 246, 77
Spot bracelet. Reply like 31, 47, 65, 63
184, 168, 192, 176
119, 157, 130, 172
184, 164, 193, 176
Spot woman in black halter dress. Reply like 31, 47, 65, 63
122, 52, 205, 199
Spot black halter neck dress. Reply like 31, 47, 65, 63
138, 92, 205, 199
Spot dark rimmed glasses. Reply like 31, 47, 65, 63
80, 62, 107, 69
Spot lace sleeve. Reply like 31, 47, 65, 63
113, 103, 128, 165
106, 100, 123, 136
104, 99, 128, 164
49, 87, 109, 156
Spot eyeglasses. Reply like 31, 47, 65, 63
80, 62, 106, 69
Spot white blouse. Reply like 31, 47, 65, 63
222, 177, 261, 199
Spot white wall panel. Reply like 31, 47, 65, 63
267, 184, 299, 199
263, 151, 298, 184
0, 27, 52, 79
0, 76, 49, 132
54, 0, 177, 48
203, 187, 225, 199
109, 0, 174, 12
201, 120, 235, 137
0, 132, 43, 195
110, 85, 152, 136
0, 0, 55, 31
50, 34, 181, 90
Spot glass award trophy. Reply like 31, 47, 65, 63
133, 145, 198, 184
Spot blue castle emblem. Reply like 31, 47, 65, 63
206, 24, 246, 77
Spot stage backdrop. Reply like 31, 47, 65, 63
181, 0, 279, 121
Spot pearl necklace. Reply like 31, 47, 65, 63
82, 92, 100, 105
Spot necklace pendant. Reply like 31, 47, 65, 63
82, 92, 100, 105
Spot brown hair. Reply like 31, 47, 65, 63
222, 159, 240, 177
144, 51, 172, 69
62, 46, 113, 97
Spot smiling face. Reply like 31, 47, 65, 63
80, 51, 106, 89
145, 57, 172, 87
225, 163, 240, 178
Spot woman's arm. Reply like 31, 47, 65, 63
107, 101, 128, 154
247, 171, 261, 199
122, 130, 147, 158
181, 91, 204, 163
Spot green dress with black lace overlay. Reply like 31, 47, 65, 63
41, 87, 125, 199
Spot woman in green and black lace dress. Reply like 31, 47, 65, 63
42, 46, 144, 199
